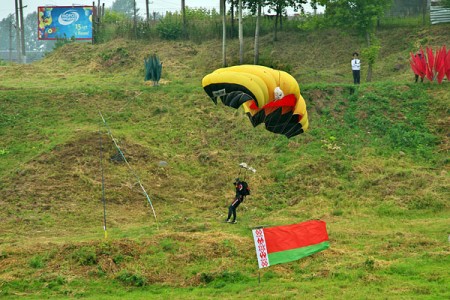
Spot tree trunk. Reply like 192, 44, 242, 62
221, 0, 227, 67
279, 5, 283, 30
230, 2, 234, 39
422, 0, 427, 26
254, 2, 261, 65
273, 12, 278, 42
182, 0, 187, 39
239, 0, 243, 64
133, 0, 137, 39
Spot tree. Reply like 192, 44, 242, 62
266, 0, 308, 41
441, 0, 450, 8
254, 1, 262, 64
111, 0, 136, 18
239, 0, 243, 64
316, 0, 392, 82
221, 0, 227, 66
0, 15, 15, 52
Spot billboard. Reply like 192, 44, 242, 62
38, 6, 94, 40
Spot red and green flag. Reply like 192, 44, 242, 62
252, 220, 329, 268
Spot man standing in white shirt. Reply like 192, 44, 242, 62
351, 52, 361, 84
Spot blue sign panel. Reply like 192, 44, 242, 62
38, 6, 93, 40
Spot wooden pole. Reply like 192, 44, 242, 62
19, 0, 26, 63
14, 0, 21, 63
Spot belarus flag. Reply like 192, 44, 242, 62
252, 220, 329, 268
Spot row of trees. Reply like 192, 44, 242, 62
1, 0, 447, 67
217, 0, 448, 80
219, 0, 393, 81
0, 12, 56, 60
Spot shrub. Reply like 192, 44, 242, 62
29, 255, 45, 269
71, 246, 97, 266
116, 270, 147, 287
156, 19, 182, 40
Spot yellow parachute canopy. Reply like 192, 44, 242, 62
202, 65, 308, 138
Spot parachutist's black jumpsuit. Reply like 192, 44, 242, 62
226, 181, 245, 223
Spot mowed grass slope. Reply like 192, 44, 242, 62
0, 25, 449, 299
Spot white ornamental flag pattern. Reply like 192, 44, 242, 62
252, 228, 270, 268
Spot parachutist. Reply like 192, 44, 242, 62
225, 178, 250, 224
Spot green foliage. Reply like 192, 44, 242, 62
361, 37, 381, 66
29, 255, 45, 268
116, 270, 147, 286
0, 148, 9, 155
103, 9, 129, 23
364, 257, 375, 270
46, 275, 67, 290
110, 0, 136, 18
441, 0, 450, 8
100, 47, 129, 61
53, 35, 76, 51
318, 0, 392, 36
0, 22, 449, 300
407, 195, 446, 211
297, 13, 328, 31
71, 246, 97, 266
200, 270, 250, 287
159, 238, 178, 253
156, 17, 182, 40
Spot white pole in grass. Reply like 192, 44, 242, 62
99, 126, 108, 239
99, 111, 158, 229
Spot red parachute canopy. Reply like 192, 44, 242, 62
410, 45, 449, 84
446, 48, 450, 81
435, 46, 447, 84
410, 48, 426, 79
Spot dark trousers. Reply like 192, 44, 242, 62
352, 70, 360, 84
227, 198, 242, 221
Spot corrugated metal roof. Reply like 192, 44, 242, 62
430, 1, 450, 24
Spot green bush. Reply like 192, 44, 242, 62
156, 19, 182, 40
29, 255, 45, 269
116, 270, 147, 287
71, 246, 97, 266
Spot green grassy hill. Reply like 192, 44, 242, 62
0, 24, 449, 299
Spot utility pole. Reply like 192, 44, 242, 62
9, 15, 13, 62
19, 0, 26, 63
181, 0, 186, 39
14, 0, 21, 63
146, 0, 150, 23
133, 0, 137, 39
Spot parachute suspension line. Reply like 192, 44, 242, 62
98, 111, 159, 229
99, 125, 108, 239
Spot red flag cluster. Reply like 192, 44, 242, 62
410, 46, 450, 84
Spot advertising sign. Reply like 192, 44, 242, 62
38, 6, 94, 40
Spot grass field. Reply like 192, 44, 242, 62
0, 24, 449, 299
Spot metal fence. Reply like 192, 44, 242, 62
0, 50, 45, 63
